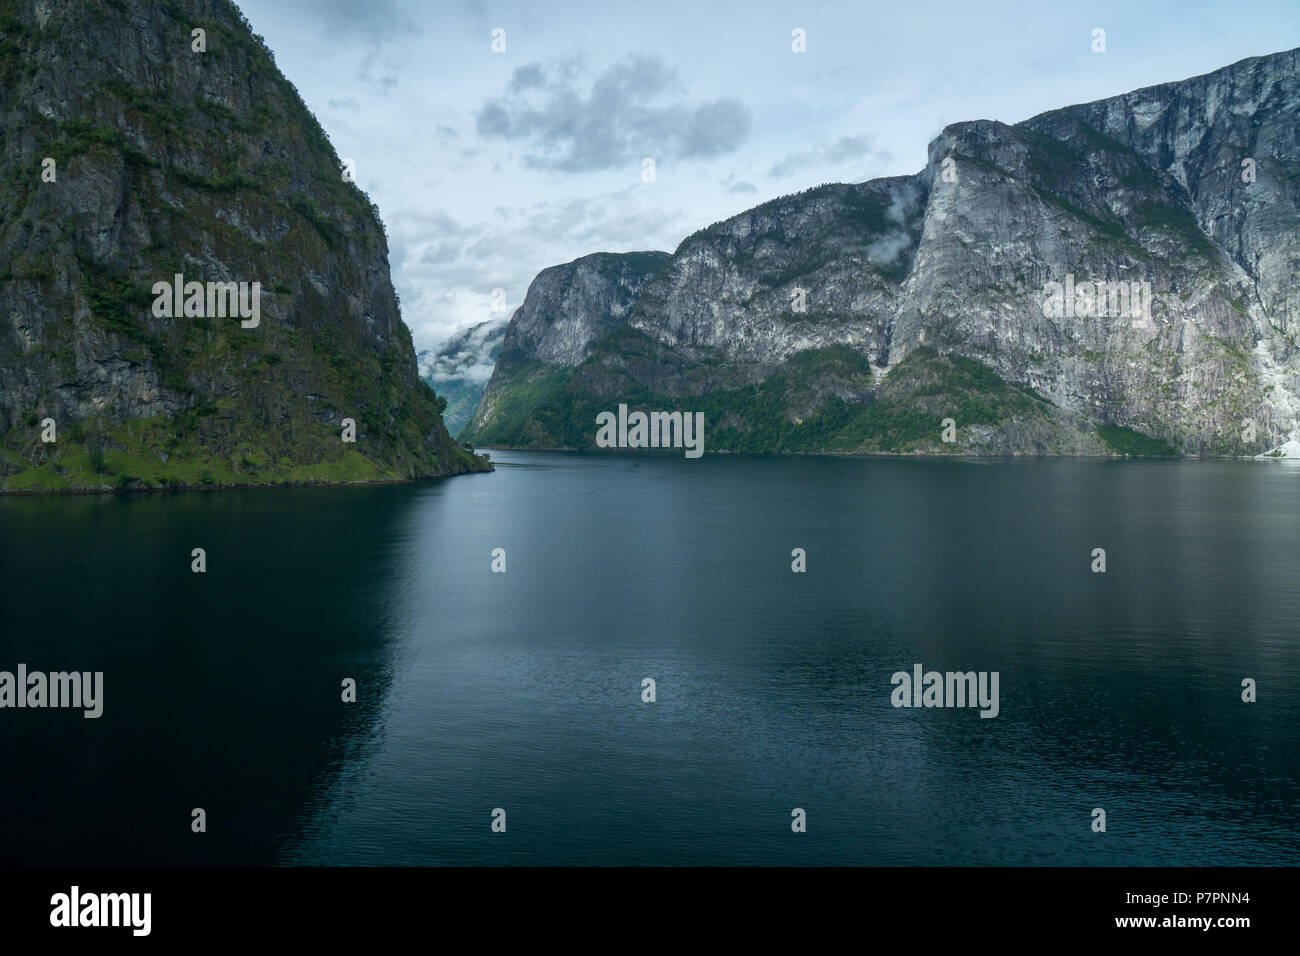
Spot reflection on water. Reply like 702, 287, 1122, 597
2, 453, 1297, 865
0, 485, 418, 864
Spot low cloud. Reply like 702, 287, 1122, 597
864, 180, 923, 263
419, 316, 509, 386
866, 232, 912, 264
390, 191, 683, 348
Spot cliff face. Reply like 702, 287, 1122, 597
0, 0, 489, 490
466, 49, 1300, 457
465, 251, 670, 442
1023, 48, 1299, 336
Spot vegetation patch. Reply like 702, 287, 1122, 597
1097, 424, 1177, 457
467, 343, 1057, 455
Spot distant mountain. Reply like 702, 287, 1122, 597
463, 49, 1300, 458
418, 316, 507, 437
0, 0, 489, 491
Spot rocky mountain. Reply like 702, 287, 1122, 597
466, 251, 671, 443
417, 316, 507, 437
463, 48, 1300, 458
0, 0, 489, 491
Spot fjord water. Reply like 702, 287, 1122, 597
1, 452, 1297, 866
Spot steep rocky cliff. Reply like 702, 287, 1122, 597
465, 49, 1300, 457
466, 251, 671, 443
0, 0, 489, 490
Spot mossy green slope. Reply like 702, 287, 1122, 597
463, 339, 1118, 455
0, 0, 489, 491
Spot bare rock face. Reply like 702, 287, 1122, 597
468, 251, 670, 438
468, 49, 1300, 457
0, 0, 488, 490
502, 251, 673, 368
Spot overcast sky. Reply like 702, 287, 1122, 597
234, 0, 1299, 353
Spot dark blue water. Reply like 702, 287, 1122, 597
1, 452, 1297, 865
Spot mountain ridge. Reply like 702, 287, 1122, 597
464, 47, 1300, 458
